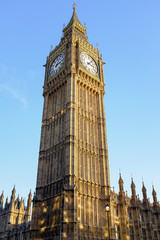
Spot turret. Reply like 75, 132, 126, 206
152, 186, 158, 206
131, 178, 136, 201
119, 174, 124, 193
0, 191, 4, 208
16, 194, 20, 204
19, 197, 24, 210
27, 190, 32, 211
118, 174, 125, 203
11, 185, 16, 201
118, 174, 128, 240
142, 182, 148, 205
10, 185, 16, 210
5, 197, 8, 209
26, 190, 32, 221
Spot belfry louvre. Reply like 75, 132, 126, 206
0, 4, 160, 240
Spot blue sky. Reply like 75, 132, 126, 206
0, 0, 160, 204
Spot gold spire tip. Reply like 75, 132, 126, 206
73, 2, 77, 12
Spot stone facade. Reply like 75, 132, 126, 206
31, 4, 110, 240
1, 4, 160, 240
109, 176, 160, 240
0, 187, 32, 239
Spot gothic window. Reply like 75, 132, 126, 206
83, 88, 86, 110
80, 196, 82, 224
79, 153, 82, 178
81, 117, 83, 141
57, 152, 60, 179
114, 206, 118, 217
55, 92, 57, 114
96, 199, 99, 226
52, 96, 55, 115
128, 209, 132, 219
60, 89, 63, 109
84, 197, 87, 224
57, 197, 60, 225
83, 154, 86, 180
90, 92, 92, 112
47, 204, 50, 226
142, 228, 147, 240
115, 225, 121, 239
93, 198, 96, 226
87, 91, 90, 112
60, 151, 63, 178
93, 94, 95, 115
140, 211, 144, 222
95, 157, 98, 183
92, 155, 95, 182
91, 156, 93, 182
63, 87, 65, 108
85, 153, 88, 181
59, 118, 61, 142
152, 215, 155, 224
154, 231, 158, 239
83, 118, 85, 141
90, 123, 92, 144
79, 87, 82, 107
62, 116, 64, 140
130, 227, 134, 240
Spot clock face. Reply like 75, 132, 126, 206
49, 54, 65, 76
80, 52, 98, 75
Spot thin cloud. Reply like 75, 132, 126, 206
0, 84, 28, 108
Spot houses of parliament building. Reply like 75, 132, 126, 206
0, 4, 159, 240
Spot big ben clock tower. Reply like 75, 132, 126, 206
31, 4, 110, 240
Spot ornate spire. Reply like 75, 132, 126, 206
152, 185, 158, 206
118, 173, 124, 193
27, 190, 32, 214
5, 197, 8, 209
142, 182, 147, 204
131, 178, 136, 200
11, 185, 16, 198
73, 2, 76, 13
29, 189, 32, 200
16, 194, 20, 202
0, 191, 4, 207
19, 197, 24, 209
62, 3, 86, 39
27, 190, 32, 207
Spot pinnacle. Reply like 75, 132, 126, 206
73, 2, 76, 13
62, 3, 86, 38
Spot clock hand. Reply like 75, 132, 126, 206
87, 61, 95, 67
87, 62, 92, 66
55, 62, 61, 68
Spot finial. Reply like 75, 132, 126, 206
29, 189, 32, 198
12, 185, 16, 197
96, 42, 99, 51
152, 181, 154, 188
63, 23, 65, 29
50, 44, 53, 51
84, 22, 87, 37
73, 2, 77, 12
